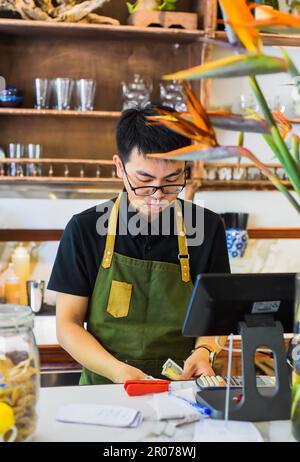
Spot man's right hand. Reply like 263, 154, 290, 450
111, 363, 147, 383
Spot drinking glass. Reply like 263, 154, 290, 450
75, 79, 96, 111
273, 95, 286, 113
8, 143, 24, 177
34, 78, 52, 109
53, 78, 74, 110
239, 93, 259, 114
25, 144, 42, 176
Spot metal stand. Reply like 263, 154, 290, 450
196, 315, 291, 421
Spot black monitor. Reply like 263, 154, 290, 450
182, 273, 295, 337
182, 273, 296, 422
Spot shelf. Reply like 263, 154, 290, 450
0, 108, 121, 118
1, 227, 299, 242
248, 228, 300, 239
215, 30, 300, 47
0, 176, 123, 198
0, 18, 204, 43
195, 180, 291, 191
0, 176, 122, 184
0, 158, 115, 165
2, 108, 300, 124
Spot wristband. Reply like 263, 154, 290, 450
191, 345, 216, 366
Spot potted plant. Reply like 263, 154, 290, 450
126, 0, 198, 30
146, 1, 300, 440
147, 1, 300, 214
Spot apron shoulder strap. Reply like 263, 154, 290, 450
101, 194, 121, 269
102, 195, 191, 283
175, 200, 191, 283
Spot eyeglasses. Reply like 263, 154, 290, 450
122, 164, 187, 197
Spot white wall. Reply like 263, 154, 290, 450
194, 191, 300, 227
0, 198, 103, 229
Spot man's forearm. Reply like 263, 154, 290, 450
57, 322, 122, 382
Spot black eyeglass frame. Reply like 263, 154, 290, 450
121, 161, 187, 197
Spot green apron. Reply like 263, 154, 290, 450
80, 193, 195, 385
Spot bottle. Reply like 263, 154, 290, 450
11, 244, 30, 305
4, 263, 20, 305
0, 263, 6, 303
292, 273, 300, 441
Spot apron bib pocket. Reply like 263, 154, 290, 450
107, 280, 132, 318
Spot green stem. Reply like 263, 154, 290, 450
235, 146, 300, 213
281, 47, 300, 79
237, 131, 244, 147
249, 76, 300, 197
263, 134, 286, 164
248, 76, 274, 126
271, 176, 300, 214
292, 135, 300, 167
271, 126, 300, 195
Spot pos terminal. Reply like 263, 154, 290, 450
182, 273, 295, 421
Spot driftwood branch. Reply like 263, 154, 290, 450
0, 0, 120, 23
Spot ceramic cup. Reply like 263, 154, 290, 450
226, 228, 248, 258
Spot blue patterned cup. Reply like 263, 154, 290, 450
226, 228, 248, 258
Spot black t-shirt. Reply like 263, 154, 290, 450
48, 196, 230, 296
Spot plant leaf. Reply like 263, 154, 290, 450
291, 134, 300, 167
219, 0, 262, 53
181, 82, 215, 139
234, 5, 300, 34
146, 145, 252, 161
146, 143, 300, 213
272, 110, 292, 139
147, 118, 205, 141
163, 54, 288, 80
148, 108, 209, 138
281, 47, 300, 79
248, 4, 300, 29
258, 25, 300, 34
207, 112, 270, 133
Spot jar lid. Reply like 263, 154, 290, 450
0, 304, 34, 329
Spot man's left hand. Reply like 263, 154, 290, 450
180, 348, 215, 380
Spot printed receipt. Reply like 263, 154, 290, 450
56, 404, 143, 428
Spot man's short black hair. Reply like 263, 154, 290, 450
116, 105, 191, 164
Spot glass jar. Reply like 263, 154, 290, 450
121, 74, 153, 111
292, 274, 300, 441
159, 80, 187, 112
0, 304, 39, 442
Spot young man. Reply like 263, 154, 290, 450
48, 106, 230, 385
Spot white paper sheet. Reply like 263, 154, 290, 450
56, 404, 143, 428
194, 419, 264, 442
151, 389, 199, 420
